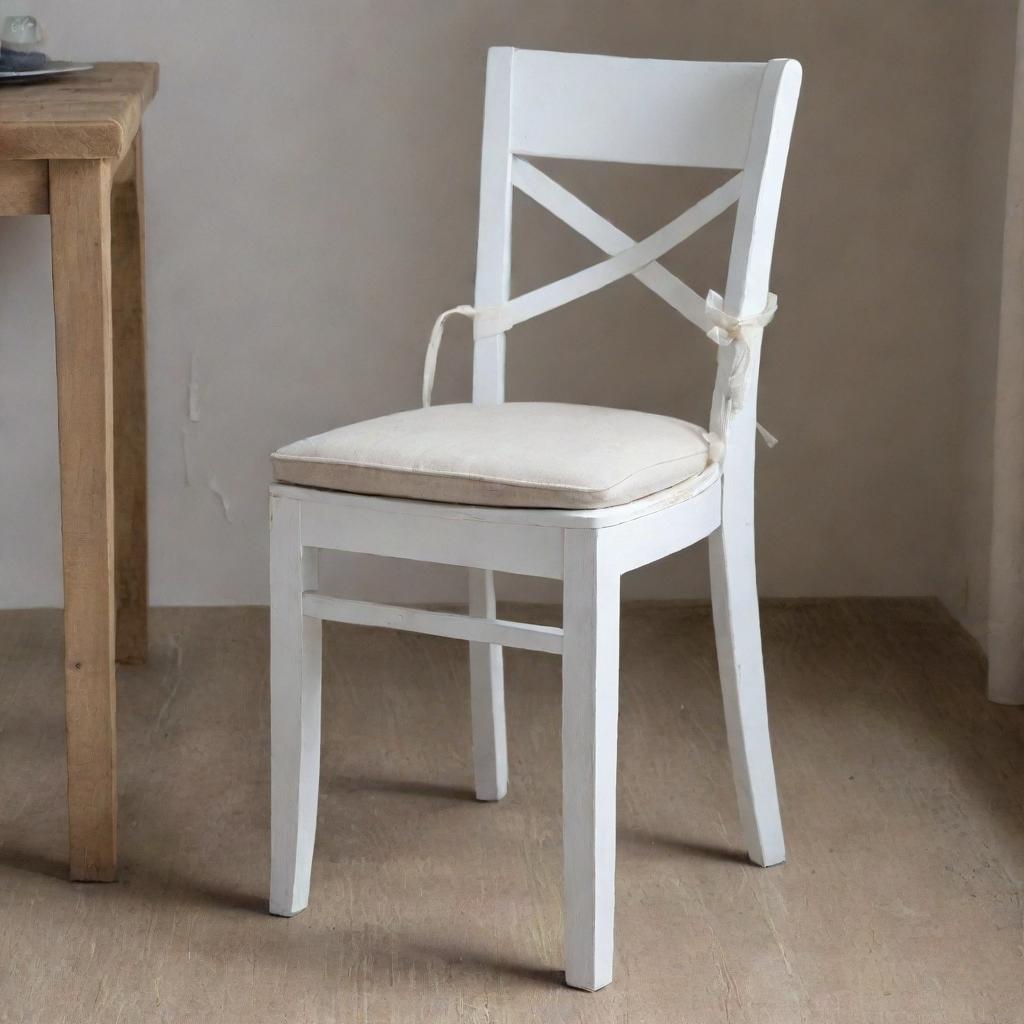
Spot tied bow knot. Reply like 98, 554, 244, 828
704, 289, 777, 412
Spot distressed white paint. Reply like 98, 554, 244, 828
269, 49, 800, 990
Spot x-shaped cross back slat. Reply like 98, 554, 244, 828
470, 157, 743, 341
420, 159, 762, 410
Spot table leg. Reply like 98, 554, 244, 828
50, 157, 117, 882
112, 132, 148, 665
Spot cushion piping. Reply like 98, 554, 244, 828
271, 448, 711, 496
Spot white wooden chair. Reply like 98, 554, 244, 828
268, 48, 801, 991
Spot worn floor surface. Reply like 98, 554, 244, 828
0, 601, 1022, 1023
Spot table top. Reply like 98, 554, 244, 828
0, 62, 158, 161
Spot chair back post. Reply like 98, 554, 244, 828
711, 59, 802, 523
472, 47, 516, 404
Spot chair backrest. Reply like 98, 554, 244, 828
471, 47, 801, 490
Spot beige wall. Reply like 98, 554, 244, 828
0, 0, 1012, 608
945, 1, 1017, 645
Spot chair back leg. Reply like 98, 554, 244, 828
561, 529, 620, 991
269, 495, 324, 916
708, 522, 785, 867
468, 568, 508, 801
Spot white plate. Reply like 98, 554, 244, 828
0, 61, 93, 82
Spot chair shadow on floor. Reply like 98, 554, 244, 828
128, 774, 480, 921
324, 774, 750, 862
400, 940, 566, 989
134, 871, 268, 915
618, 826, 750, 865
324, 773, 477, 802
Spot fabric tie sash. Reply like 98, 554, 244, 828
703, 289, 777, 412
421, 290, 779, 413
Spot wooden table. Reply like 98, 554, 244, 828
0, 63, 158, 881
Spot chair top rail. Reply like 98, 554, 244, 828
509, 49, 766, 169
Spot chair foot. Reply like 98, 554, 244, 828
749, 840, 786, 869
269, 898, 309, 919
474, 787, 506, 802
564, 965, 614, 992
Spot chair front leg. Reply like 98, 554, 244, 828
468, 568, 508, 800
561, 529, 620, 992
269, 495, 323, 916
708, 520, 785, 867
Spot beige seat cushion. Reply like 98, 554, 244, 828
272, 402, 711, 510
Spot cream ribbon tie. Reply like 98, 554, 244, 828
704, 289, 777, 412
423, 293, 779, 411
422, 305, 478, 408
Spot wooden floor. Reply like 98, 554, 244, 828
0, 601, 1022, 1022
